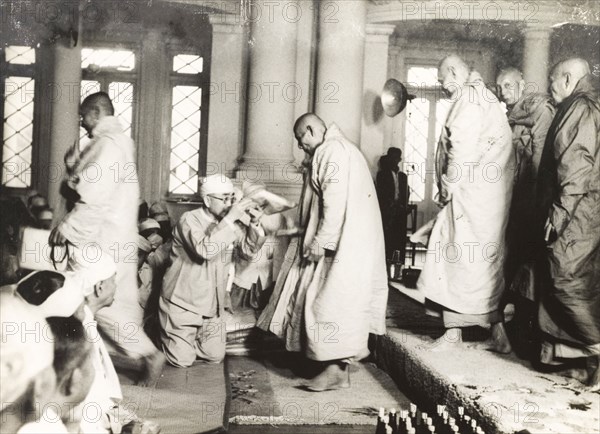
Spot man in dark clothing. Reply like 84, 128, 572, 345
536, 58, 600, 391
376, 147, 410, 263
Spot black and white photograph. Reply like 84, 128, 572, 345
1, 0, 599, 433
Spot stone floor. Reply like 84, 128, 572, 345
379, 283, 600, 434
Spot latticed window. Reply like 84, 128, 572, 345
168, 53, 209, 195
80, 48, 137, 148
404, 65, 451, 204
1, 45, 36, 188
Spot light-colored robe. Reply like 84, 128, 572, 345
258, 124, 388, 361
59, 116, 155, 358
417, 72, 514, 315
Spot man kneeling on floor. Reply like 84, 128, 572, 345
160, 175, 266, 367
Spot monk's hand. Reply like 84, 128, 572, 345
49, 225, 67, 246
303, 241, 324, 262
247, 205, 264, 225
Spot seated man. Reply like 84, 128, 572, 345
15, 259, 158, 433
0, 291, 61, 433
159, 175, 265, 367
46, 316, 96, 433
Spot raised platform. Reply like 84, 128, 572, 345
377, 284, 600, 434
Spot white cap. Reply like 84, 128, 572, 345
200, 174, 234, 197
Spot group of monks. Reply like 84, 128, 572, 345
416, 55, 599, 391
1, 51, 598, 433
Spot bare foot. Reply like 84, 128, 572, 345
137, 351, 166, 387
418, 328, 463, 352
469, 322, 512, 354
303, 362, 350, 392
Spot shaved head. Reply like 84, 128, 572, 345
439, 54, 470, 76
294, 113, 327, 155
294, 113, 325, 134
81, 91, 114, 116
549, 58, 591, 103
496, 67, 525, 105
438, 54, 471, 98
80, 91, 114, 137
551, 58, 590, 81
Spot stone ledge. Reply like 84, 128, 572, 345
374, 288, 600, 434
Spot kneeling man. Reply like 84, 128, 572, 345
159, 175, 265, 367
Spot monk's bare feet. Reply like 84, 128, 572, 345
469, 322, 512, 354
304, 362, 350, 392
137, 350, 166, 387
418, 328, 463, 352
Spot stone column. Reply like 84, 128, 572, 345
522, 25, 553, 94
360, 23, 395, 177
207, 14, 247, 178
314, 0, 367, 143
138, 28, 169, 203
238, 0, 300, 186
47, 41, 81, 217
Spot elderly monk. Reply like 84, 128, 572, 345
49, 92, 164, 385
159, 175, 265, 367
0, 292, 61, 433
496, 68, 555, 288
536, 58, 600, 391
417, 55, 515, 352
258, 113, 388, 391
496, 68, 555, 356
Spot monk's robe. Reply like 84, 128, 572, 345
504, 93, 555, 296
417, 71, 515, 324
536, 73, 600, 361
58, 116, 157, 359
258, 124, 388, 361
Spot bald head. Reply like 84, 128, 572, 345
496, 67, 525, 106
438, 55, 471, 98
549, 58, 591, 104
81, 91, 114, 115
80, 92, 114, 137
294, 113, 327, 156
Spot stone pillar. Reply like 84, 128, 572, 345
522, 25, 552, 94
47, 41, 81, 217
360, 24, 395, 177
238, 0, 300, 185
138, 28, 169, 203
207, 14, 247, 178
314, 0, 367, 143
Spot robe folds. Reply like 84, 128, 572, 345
537, 74, 600, 349
59, 116, 156, 358
504, 93, 555, 295
257, 124, 388, 361
417, 71, 515, 316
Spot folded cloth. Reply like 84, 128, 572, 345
410, 218, 435, 246
241, 181, 297, 215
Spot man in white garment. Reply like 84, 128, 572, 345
16, 256, 159, 433
0, 292, 63, 434
417, 55, 514, 352
49, 92, 164, 385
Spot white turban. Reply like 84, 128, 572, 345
200, 174, 234, 198
0, 292, 54, 404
